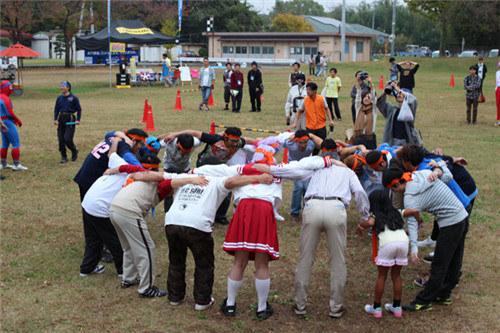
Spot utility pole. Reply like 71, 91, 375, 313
90, 1, 95, 34
371, 6, 375, 30
340, 0, 346, 63
390, 0, 396, 56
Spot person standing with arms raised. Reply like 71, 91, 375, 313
54, 81, 81, 164
248, 61, 263, 112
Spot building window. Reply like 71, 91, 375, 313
262, 46, 274, 55
250, 46, 261, 54
344, 41, 349, 54
235, 46, 247, 54
356, 41, 364, 53
305, 47, 317, 55
222, 46, 234, 54
289, 47, 302, 55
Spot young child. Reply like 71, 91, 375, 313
357, 189, 412, 318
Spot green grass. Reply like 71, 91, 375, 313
1, 57, 500, 332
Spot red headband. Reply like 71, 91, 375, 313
351, 154, 366, 171
368, 151, 388, 169
386, 172, 413, 188
142, 163, 160, 170
127, 133, 146, 142
224, 133, 240, 141
293, 135, 310, 143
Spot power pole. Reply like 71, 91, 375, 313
390, 0, 396, 56
340, 0, 346, 63
371, 6, 375, 30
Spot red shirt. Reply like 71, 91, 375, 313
230, 71, 244, 89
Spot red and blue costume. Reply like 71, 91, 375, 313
0, 80, 23, 167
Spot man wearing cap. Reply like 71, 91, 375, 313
248, 61, 263, 112
54, 81, 82, 163
0, 80, 27, 171
284, 73, 307, 128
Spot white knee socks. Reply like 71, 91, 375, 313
255, 278, 271, 312
227, 277, 243, 306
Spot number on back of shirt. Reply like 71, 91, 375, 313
91, 141, 110, 159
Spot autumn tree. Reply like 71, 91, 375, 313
0, 0, 37, 44
270, 13, 314, 32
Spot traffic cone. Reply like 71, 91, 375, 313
209, 120, 216, 135
175, 89, 183, 111
282, 148, 289, 164
449, 73, 455, 88
145, 103, 156, 132
378, 75, 384, 90
208, 91, 214, 106
142, 99, 148, 122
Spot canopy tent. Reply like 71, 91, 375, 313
76, 20, 175, 50
0, 43, 40, 95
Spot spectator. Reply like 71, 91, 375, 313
284, 73, 307, 128
309, 54, 315, 76
248, 61, 263, 112
376, 82, 422, 146
198, 57, 215, 112
289, 62, 304, 87
54, 81, 81, 164
476, 56, 487, 98
314, 52, 321, 76
230, 63, 244, 113
389, 57, 398, 82
350, 71, 362, 124
324, 68, 342, 121
464, 65, 481, 125
396, 61, 419, 93
223, 62, 233, 110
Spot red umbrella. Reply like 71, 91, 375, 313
0, 43, 40, 95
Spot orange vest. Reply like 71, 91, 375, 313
303, 95, 326, 130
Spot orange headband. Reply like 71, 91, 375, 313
321, 147, 336, 153
255, 147, 275, 165
293, 135, 310, 143
386, 172, 413, 188
145, 144, 157, 152
224, 134, 240, 141
368, 151, 388, 169
351, 154, 366, 171
127, 134, 146, 142
142, 163, 160, 170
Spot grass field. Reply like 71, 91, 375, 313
1, 57, 499, 333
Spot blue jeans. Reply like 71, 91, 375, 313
291, 179, 309, 216
201, 86, 211, 104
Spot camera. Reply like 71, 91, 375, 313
358, 71, 369, 81
384, 81, 399, 97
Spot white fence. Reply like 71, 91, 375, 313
177, 57, 296, 66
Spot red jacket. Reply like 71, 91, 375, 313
230, 71, 244, 89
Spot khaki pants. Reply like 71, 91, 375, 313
110, 209, 156, 294
295, 199, 347, 312
353, 107, 373, 136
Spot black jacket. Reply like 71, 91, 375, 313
397, 63, 419, 90
247, 69, 263, 89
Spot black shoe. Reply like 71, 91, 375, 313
101, 247, 114, 263
403, 301, 432, 312
121, 278, 140, 289
0, 175, 5, 181
215, 217, 229, 225
60, 158, 68, 164
434, 297, 453, 305
220, 298, 237, 317
71, 150, 78, 162
140, 286, 167, 298
423, 253, 434, 264
224, 104, 229, 110
256, 109, 261, 112
249, 109, 256, 112
256, 302, 273, 320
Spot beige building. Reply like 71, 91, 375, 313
206, 16, 387, 63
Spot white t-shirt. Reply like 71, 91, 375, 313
165, 176, 230, 233
81, 153, 128, 218
201, 68, 211, 87
496, 70, 500, 88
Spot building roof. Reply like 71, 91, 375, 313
304, 16, 388, 37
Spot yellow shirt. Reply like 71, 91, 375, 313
325, 76, 342, 98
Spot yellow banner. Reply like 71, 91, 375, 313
110, 42, 126, 53
116, 27, 154, 35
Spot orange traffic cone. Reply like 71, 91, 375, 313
449, 73, 455, 88
282, 148, 289, 164
175, 90, 183, 111
209, 120, 216, 135
208, 91, 214, 106
145, 103, 156, 132
142, 99, 148, 122
378, 75, 384, 90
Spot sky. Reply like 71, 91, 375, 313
245, 0, 367, 14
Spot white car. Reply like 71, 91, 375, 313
458, 50, 478, 58
489, 49, 499, 57
431, 50, 450, 58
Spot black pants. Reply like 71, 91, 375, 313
309, 65, 315, 76
415, 219, 467, 304
165, 225, 214, 305
351, 102, 356, 124
57, 113, 77, 159
80, 209, 123, 274
326, 97, 341, 120
466, 98, 478, 123
249, 88, 261, 111
431, 199, 474, 241
307, 127, 327, 155
231, 89, 242, 112
224, 86, 231, 104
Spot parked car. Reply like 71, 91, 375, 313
180, 50, 198, 57
458, 50, 478, 58
488, 49, 499, 57
0, 57, 17, 82
431, 50, 451, 58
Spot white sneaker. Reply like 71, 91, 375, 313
384, 303, 403, 318
4, 164, 14, 169
194, 297, 215, 311
417, 236, 436, 248
11, 163, 28, 171
274, 212, 285, 222
80, 264, 105, 277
